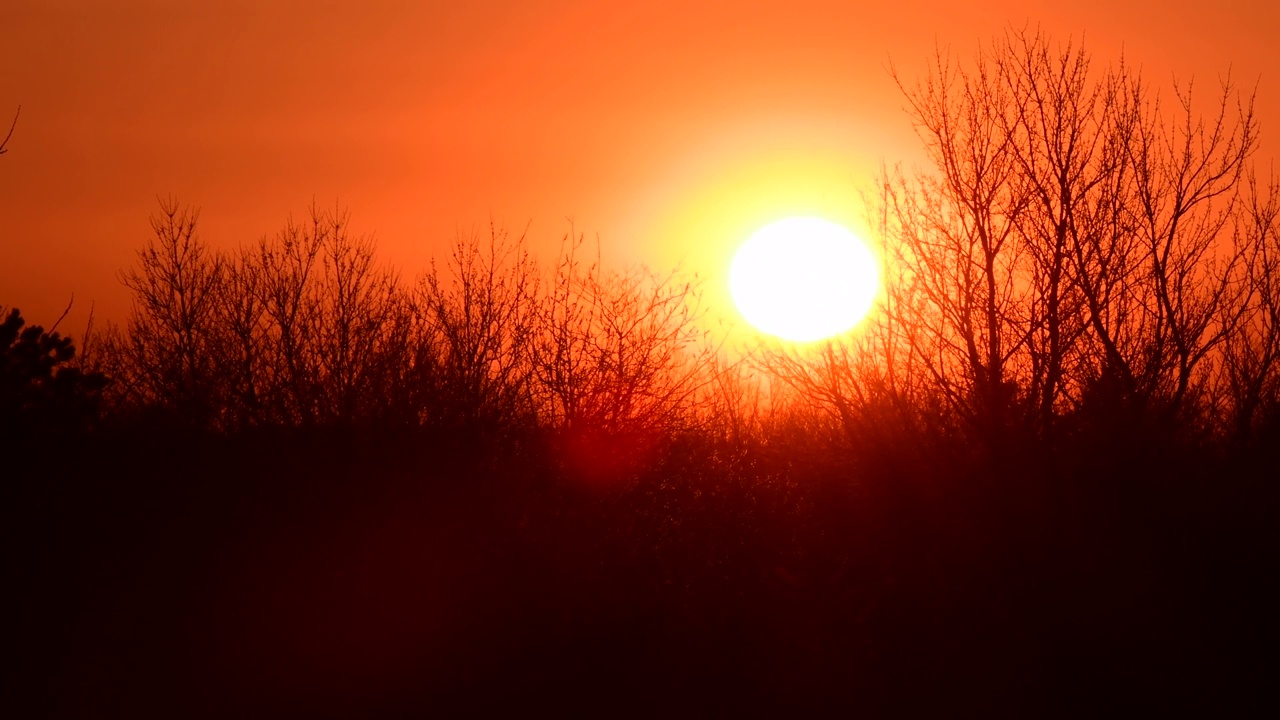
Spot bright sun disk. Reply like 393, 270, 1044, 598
730, 217, 879, 342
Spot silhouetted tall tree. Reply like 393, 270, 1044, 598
836, 29, 1264, 449
1221, 169, 1280, 444
105, 199, 225, 425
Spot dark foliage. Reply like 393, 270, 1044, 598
10, 410, 1276, 716
0, 307, 107, 438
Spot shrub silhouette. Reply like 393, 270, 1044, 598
0, 306, 107, 437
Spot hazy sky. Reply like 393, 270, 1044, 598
2, 0, 1278, 330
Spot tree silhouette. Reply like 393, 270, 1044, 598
761, 29, 1269, 453
0, 306, 107, 437
412, 224, 541, 431
1221, 169, 1280, 443
103, 199, 225, 425
532, 236, 715, 451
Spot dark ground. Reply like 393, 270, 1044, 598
8, 421, 1278, 717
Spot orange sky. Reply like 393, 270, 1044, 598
2, 0, 1278, 333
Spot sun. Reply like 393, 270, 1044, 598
729, 217, 880, 342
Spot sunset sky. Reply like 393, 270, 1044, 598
3, 0, 1277, 331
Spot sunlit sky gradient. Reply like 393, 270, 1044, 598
2, 0, 1277, 332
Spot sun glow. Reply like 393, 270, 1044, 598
729, 217, 879, 342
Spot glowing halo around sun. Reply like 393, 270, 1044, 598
729, 217, 880, 342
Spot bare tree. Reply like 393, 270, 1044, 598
105, 200, 411, 429
532, 234, 715, 440
109, 198, 225, 423
250, 208, 327, 424
890, 41, 1032, 445
211, 244, 269, 427
765, 29, 1263, 450
414, 223, 540, 429
991, 33, 1134, 437
1125, 74, 1258, 416
1220, 169, 1280, 442
311, 208, 404, 423
238, 204, 406, 426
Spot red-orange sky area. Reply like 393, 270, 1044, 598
2, 0, 1278, 332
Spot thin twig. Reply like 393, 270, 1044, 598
0, 105, 20, 155
50, 294, 74, 334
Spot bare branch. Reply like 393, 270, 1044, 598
0, 105, 20, 155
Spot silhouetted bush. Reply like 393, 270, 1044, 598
0, 307, 107, 438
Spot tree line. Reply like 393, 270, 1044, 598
6, 31, 1280, 465
7, 29, 1278, 714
